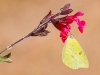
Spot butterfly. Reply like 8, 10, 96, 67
62, 34, 89, 69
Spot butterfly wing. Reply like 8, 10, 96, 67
62, 35, 89, 69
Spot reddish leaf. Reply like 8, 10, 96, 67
31, 29, 50, 36
61, 3, 70, 11
60, 9, 73, 15
55, 16, 67, 23
40, 10, 52, 24
60, 3, 73, 15
50, 18, 59, 25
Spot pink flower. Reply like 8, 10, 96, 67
51, 11, 86, 43
60, 28, 69, 43
64, 12, 86, 33
54, 22, 71, 43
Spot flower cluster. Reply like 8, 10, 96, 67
50, 5, 86, 43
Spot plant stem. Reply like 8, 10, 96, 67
0, 12, 61, 54
0, 31, 31, 54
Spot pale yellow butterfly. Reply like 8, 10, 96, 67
62, 34, 89, 69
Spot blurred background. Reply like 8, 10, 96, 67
0, 0, 99, 75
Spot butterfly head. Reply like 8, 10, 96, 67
68, 33, 74, 38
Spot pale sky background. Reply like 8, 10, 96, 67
0, 0, 99, 75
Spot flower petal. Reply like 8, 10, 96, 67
78, 27, 83, 33
66, 24, 71, 31
55, 22, 64, 30
74, 18, 86, 33
60, 34, 68, 43
74, 18, 85, 27
65, 16, 73, 24
74, 12, 84, 17
80, 20, 85, 26
61, 36, 67, 43
74, 18, 80, 27
60, 28, 68, 43
60, 28, 68, 37
60, 31, 64, 37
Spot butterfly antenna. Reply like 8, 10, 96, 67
72, 24, 76, 33
69, 24, 76, 36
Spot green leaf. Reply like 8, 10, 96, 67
0, 52, 12, 63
